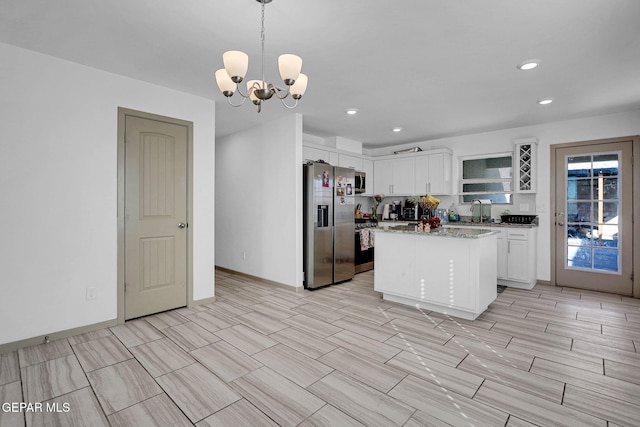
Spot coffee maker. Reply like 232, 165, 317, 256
389, 201, 402, 220
403, 199, 416, 220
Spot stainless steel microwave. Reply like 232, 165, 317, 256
354, 171, 366, 194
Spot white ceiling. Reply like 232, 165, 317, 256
1, 0, 639, 148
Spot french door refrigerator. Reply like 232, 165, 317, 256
303, 161, 355, 289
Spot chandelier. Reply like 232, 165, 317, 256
214, 0, 308, 113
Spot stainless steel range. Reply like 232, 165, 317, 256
355, 218, 377, 273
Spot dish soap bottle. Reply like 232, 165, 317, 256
448, 203, 457, 222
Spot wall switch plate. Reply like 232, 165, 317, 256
86, 287, 96, 300
519, 204, 530, 212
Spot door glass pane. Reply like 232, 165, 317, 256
565, 152, 621, 273
567, 245, 591, 268
567, 225, 591, 246
567, 178, 591, 200
593, 249, 618, 272
601, 178, 618, 199
567, 201, 592, 222
593, 154, 618, 177
567, 156, 592, 177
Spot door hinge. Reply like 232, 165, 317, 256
124, 282, 127, 292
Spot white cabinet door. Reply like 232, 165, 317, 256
392, 157, 415, 195
414, 156, 429, 195
374, 233, 415, 297
362, 159, 374, 196
374, 159, 393, 195
427, 153, 452, 195
338, 154, 363, 171
303, 146, 329, 163
507, 238, 528, 282
496, 229, 508, 279
414, 153, 452, 195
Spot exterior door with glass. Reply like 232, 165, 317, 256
553, 139, 633, 295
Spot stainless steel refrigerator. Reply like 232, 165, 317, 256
303, 161, 355, 289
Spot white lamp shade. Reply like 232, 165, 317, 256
215, 69, 236, 94
278, 54, 302, 83
290, 73, 308, 97
246, 80, 266, 102
223, 50, 249, 80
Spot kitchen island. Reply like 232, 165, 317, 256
374, 225, 498, 320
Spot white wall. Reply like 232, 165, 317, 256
215, 114, 303, 288
0, 42, 216, 345
366, 109, 640, 282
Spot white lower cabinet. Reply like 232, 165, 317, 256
448, 225, 537, 290
497, 227, 537, 289
496, 229, 508, 279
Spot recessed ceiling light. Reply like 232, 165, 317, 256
517, 59, 541, 71
345, 108, 358, 115
392, 127, 403, 132
538, 98, 554, 105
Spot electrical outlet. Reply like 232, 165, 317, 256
519, 204, 530, 212
86, 287, 96, 300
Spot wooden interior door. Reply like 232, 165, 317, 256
553, 139, 633, 295
124, 115, 188, 319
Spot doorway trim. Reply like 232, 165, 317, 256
550, 135, 639, 298
117, 107, 194, 324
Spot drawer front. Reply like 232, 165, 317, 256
507, 229, 528, 240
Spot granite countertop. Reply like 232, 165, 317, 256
445, 221, 538, 228
379, 220, 538, 228
375, 224, 498, 238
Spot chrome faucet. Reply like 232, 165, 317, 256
471, 199, 483, 223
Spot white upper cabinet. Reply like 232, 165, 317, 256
362, 159, 374, 196
414, 152, 452, 195
392, 157, 415, 195
338, 153, 364, 171
374, 157, 415, 195
374, 159, 393, 195
514, 137, 537, 193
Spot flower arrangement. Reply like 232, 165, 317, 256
372, 194, 384, 218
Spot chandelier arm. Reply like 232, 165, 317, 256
227, 96, 248, 108
270, 84, 290, 100
234, 83, 251, 99
278, 97, 299, 109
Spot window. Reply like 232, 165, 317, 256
460, 154, 513, 203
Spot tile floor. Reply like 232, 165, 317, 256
2, 270, 640, 426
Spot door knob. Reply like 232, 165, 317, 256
177, 222, 187, 229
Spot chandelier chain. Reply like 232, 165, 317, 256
260, 0, 266, 89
